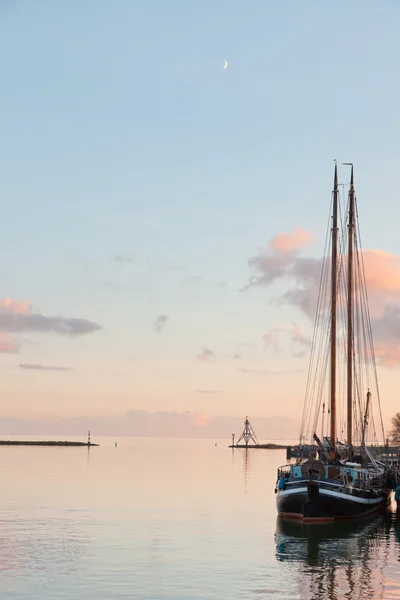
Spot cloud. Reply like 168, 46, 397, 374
113, 253, 185, 272
18, 364, 73, 372
113, 253, 135, 264
193, 413, 210, 426
197, 389, 221, 394
244, 230, 400, 366
262, 325, 311, 355
154, 314, 169, 332
0, 333, 20, 354
125, 409, 210, 430
197, 347, 215, 362
237, 367, 305, 375
369, 305, 400, 367
182, 276, 203, 286
0, 299, 30, 314
262, 327, 286, 353
291, 325, 311, 347
269, 228, 312, 253
243, 228, 313, 290
0, 411, 300, 440
293, 350, 308, 359
0, 298, 102, 337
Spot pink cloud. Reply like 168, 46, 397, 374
0, 333, 20, 354
245, 231, 400, 367
269, 228, 312, 253
0, 297, 101, 336
244, 229, 315, 290
363, 250, 400, 294
0, 297, 101, 357
192, 413, 210, 427
0, 298, 30, 314
374, 343, 400, 368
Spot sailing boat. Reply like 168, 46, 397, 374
275, 163, 394, 522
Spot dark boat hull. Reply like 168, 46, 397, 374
277, 485, 391, 522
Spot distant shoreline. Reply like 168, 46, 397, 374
0, 440, 98, 446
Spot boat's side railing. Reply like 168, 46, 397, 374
277, 465, 292, 479
354, 471, 387, 490
277, 463, 387, 490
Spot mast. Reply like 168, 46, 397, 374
347, 165, 355, 446
330, 163, 338, 451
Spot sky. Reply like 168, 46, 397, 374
1, 0, 400, 438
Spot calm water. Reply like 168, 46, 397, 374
0, 437, 399, 599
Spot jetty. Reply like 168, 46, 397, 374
0, 440, 98, 446
232, 442, 287, 449
0, 431, 98, 447
229, 417, 286, 449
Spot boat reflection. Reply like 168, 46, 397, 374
275, 512, 400, 600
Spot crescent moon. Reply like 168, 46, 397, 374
223, 60, 228, 70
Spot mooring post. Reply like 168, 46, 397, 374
88, 430, 91, 446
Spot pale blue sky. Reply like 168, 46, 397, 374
0, 1, 400, 428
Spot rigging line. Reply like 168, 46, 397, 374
356, 240, 372, 435
352, 206, 364, 446
361, 264, 379, 444
300, 196, 333, 440
355, 247, 366, 418
355, 199, 385, 441
310, 296, 331, 437
312, 325, 331, 437
304, 268, 331, 442
304, 294, 331, 442
313, 254, 332, 437
355, 209, 382, 444
353, 268, 361, 442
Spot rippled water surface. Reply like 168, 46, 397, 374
0, 437, 399, 599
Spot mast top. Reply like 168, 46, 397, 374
342, 162, 354, 186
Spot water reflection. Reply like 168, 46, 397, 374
231, 446, 251, 493
0, 511, 86, 594
275, 513, 400, 599
243, 449, 250, 494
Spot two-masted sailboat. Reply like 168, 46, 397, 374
275, 163, 394, 522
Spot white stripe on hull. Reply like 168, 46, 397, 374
277, 486, 385, 505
